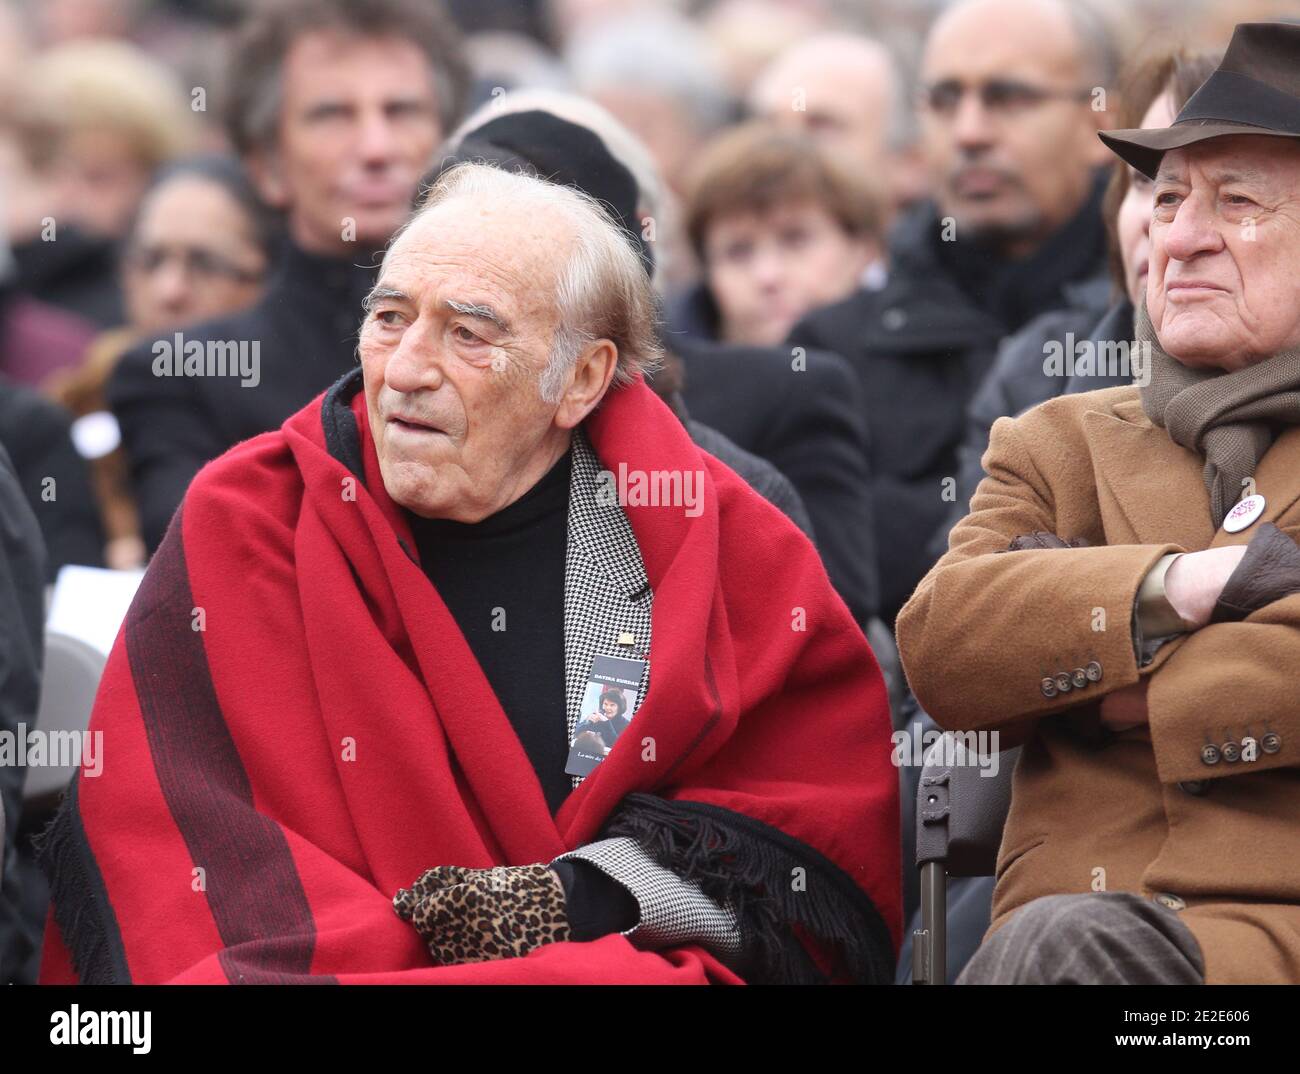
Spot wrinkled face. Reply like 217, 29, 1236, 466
1148, 136, 1300, 371
123, 176, 268, 332
1116, 93, 1177, 308
359, 199, 577, 522
919, 0, 1110, 253
255, 30, 442, 254
705, 200, 874, 346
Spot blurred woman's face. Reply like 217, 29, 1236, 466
51, 128, 152, 240
123, 175, 269, 333
705, 199, 876, 347
1117, 91, 1177, 307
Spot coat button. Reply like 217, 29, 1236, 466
1221, 741, 1241, 763
881, 307, 907, 331
1084, 660, 1102, 682
1154, 892, 1186, 911
1178, 780, 1209, 796
1200, 744, 1221, 765
1041, 677, 1058, 699
1071, 667, 1088, 689
1054, 672, 1072, 693
1262, 731, 1282, 754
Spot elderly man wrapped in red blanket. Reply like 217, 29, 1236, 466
36, 161, 899, 985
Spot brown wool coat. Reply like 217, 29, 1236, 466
897, 385, 1300, 984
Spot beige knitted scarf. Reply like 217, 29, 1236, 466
1137, 299, 1300, 527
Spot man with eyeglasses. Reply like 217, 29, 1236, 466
788, 0, 1117, 629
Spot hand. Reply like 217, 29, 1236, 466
1164, 545, 1249, 629
1099, 679, 1150, 732
393, 863, 571, 965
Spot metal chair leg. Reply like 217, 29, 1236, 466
912, 861, 946, 984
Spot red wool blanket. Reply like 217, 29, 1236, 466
39, 374, 899, 983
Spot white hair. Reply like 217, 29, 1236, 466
389, 162, 662, 404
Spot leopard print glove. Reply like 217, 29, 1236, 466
393, 864, 572, 965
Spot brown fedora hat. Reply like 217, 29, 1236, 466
1099, 21, 1300, 178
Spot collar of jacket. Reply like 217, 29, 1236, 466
7, 226, 119, 293
566, 424, 651, 602
1085, 389, 1300, 552
665, 280, 722, 343
879, 169, 1109, 347
1089, 297, 1136, 348
844, 250, 1004, 354
1060, 272, 1115, 318
1062, 298, 1138, 397
268, 235, 383, 326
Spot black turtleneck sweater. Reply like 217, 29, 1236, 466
408, 450, 573, 814
406, 449, 639, 939
109, 237, 380, 549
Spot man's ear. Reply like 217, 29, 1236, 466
246, 149, 289, 209
554, 339, 619, 430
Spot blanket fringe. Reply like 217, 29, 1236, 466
32, 782, 126, 984
601, 793, 894, 984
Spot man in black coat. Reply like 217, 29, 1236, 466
0, 445, 44, 983
0, 378, 103, 580
109, 0, 469, 549
672, 335, 878, 625
787, 0, 1118, 624
925, 287, 1135, 568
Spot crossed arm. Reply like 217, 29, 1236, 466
896, 413, 1300, 784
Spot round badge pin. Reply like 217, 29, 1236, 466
1223, 493, 1266, 533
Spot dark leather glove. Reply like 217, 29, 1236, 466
1211, 522, 1300, 623
393, 863, 571, 965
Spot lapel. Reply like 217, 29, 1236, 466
1209, 423, 1300, 547
562, 429, 654, 748
1085, 396, 1300, 549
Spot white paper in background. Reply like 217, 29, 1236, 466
45, 565, 146, 657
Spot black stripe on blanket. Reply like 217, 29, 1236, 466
123, 509, 329, 983
600, 793, 897, 985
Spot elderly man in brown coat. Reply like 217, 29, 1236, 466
898, 22, 1300, 985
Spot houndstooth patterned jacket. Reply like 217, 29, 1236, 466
550, 429, 742, 966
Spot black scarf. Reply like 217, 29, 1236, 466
927, 169, 1109, 333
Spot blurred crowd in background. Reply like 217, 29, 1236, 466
0, 0, 1290, 585
1, 0, 1298, 985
